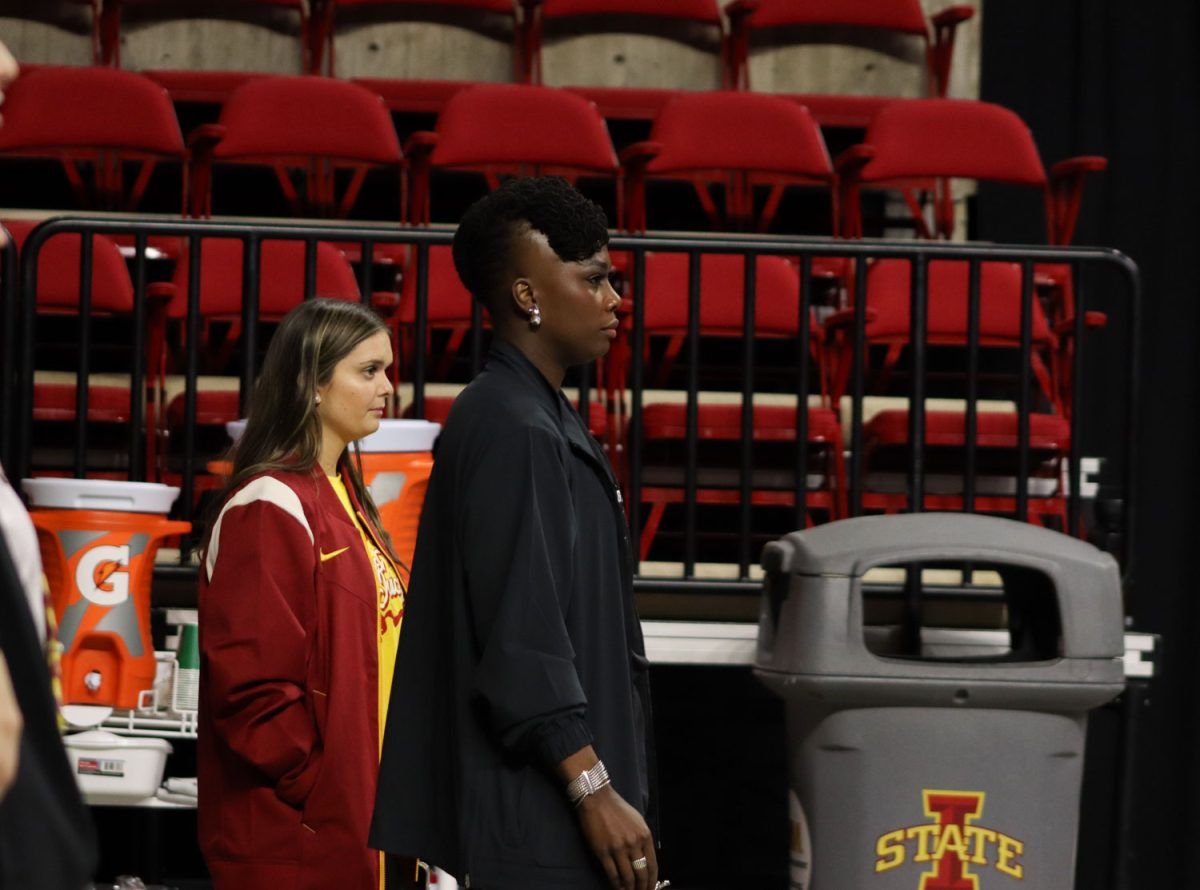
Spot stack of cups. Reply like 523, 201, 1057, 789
171, 623, 199, 713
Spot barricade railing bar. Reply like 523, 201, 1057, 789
3, 217, 1140, 591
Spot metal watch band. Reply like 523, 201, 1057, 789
566, 760, 611, 807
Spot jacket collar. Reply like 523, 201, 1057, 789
486, 339, 614, 484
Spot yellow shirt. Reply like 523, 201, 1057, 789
328, 476, 406, 890
327, 476, 406, 751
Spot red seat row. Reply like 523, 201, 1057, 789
39, 0, 973, 127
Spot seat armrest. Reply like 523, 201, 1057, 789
370, 291, 401, 318
725, 0, 759, 21
619, 141, 662, 169
834, 144, 876, 178
931, 5, 975, 28
403, 130, 439, 159
1055, 311, 1108, 334
186, 123, 226, 153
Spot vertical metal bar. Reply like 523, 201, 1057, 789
1121, 260, 1141, 580
73, 232, 94, 478
303, 238, 318, 303
907, 256, 928, 512
17, 229, 39, 482
795, 254, 811, 528
963, 258, 981, 513
738, 253, 756, 579
1110, 683, 1148, 890
683, 250, 701, 577
239, 236, 261, 418
471, 299, 484, 377
358, 239, 374, 305
1068, 262, 1085, 536
413, 242, 429, 418
629, 249, 646, 573
849, 255, 868, 517
181, 234, 203, 546
129, 232, 148, 482
902, 563, 923, 655
1016, 260, 1034, 522
0, 231, 17, 471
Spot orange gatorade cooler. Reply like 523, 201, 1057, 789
225, 418, 440, 567
357, 419, 440, 568
22, 479, 190, 710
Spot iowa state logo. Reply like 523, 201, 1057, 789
875, 790, 1024, 888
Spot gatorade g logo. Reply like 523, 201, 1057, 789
75, 545, 131, 607
875, 790, 1024, 888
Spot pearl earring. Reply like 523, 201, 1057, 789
314, 395, 322, 405
529, 304, 542, 330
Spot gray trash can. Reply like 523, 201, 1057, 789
757, 513, 1125, 890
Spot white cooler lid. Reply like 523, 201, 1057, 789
22, 478, 181, 514
64, 730, 173, 753
357, 419, 441, 453
227, 418, 440, 453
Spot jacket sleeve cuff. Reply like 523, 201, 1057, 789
528, 714, 594, 769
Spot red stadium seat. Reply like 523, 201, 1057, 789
824, 259, 1060, 410
187, 75, 405, 221
406, 83, 619, 224
621, 91, 836, 234
838, 99, 1106, 247
725, 0, 974, 122
0, 67, 187, 212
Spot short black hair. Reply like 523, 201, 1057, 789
452, 176, 609, 310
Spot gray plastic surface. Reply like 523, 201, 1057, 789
784, 705, 1088, 889
757, 513, 1125, 705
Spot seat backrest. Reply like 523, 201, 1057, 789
541, 0, 721, 23
166, 239, 362, 319
399, 245, 475, 324
647, 91, 832, 179
4, 220, 134, 314
0, 67, 184, 157
744, 0, 929, 35
431, 84, 618, 173
864, 259, 1052, 343
855, 99, 1046, 186
214, 76, 402, 164
642, 253, 803, 336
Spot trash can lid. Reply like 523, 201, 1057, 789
21, 478, 181, 514
764, 513, 1114, 580
226, 418, 441, 453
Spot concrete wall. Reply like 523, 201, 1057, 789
0, 1, 981, 99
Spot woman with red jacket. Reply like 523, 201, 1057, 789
199, 298, 410, 890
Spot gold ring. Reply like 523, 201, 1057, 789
632, 857, 648, 871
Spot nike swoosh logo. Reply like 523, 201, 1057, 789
320, 546, 350, 562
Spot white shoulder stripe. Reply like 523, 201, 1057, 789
205, 477, 313, 581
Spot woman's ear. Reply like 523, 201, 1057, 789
511, 277, 535, 317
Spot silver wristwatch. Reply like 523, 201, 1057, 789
566, 760, 611, 807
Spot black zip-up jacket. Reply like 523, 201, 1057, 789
370, 340, 656, 889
